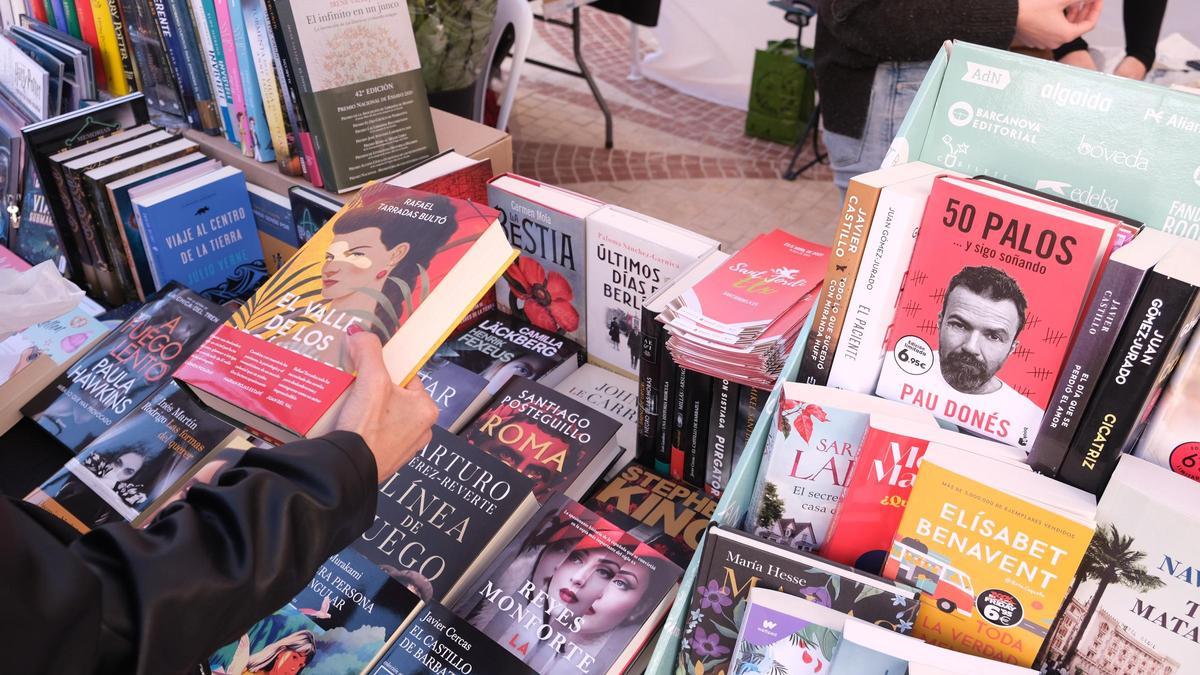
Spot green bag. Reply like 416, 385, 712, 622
745, 39, 816, 144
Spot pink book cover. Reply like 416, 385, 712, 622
875, 176, 1113, 448
214, 0, 252, 156
0, 245, 32, 271
672, 229, 828, 334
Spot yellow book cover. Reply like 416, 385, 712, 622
90, 0, 129, 95
882, 447, 1094, 667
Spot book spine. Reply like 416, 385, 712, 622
262, 0, 316, 184
683, 370, 713, 487
115, 0, 181, 117
669, 361, 688, 480
64, 168, 127, 305
240, 0, 299, 175
269, 0, 333, 184
187, 0, 233, 140
89, 0, 128, 94
84, 174, 145, 300
654, 346, 676, 476
731, 385, 767, 474
49, 0, 70, 32
227, 0, 275, 162
799, 182, 879, 385
162, 0, 220, 133
705, 378, 737, 498
151, 0, 202, 129
104, 0, 139, 93
1029, 258, 1150, 475
635, 303, 662, 469
212, 0, 250, 154
825, 186, 923, 394
47, 163, 101, 296
1059, 273, 1200, 493
31, 0, 49, 23
73, 0, 109, 89
60, 0, 82, 38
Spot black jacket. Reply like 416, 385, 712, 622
0, 431, 377, 675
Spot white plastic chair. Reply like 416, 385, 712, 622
474, 0, 534, 130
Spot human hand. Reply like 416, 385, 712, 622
1058, 48, 1098, 71
335, 332, 438, 482
1113, 55, 1148, 80
1016, 0, 1102, 50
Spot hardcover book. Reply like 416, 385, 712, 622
728, 588, 845, 675
176, 184, 516, 442
1058, 242, 1200, 494
874, 176, 1117, 447
452, 494, 682, 675
584, 204, 719, 378
458, 376, 623, 503
554, 363, 638, 475
1029, 228, 1176, 475
205, 546, 421, 675
881, 444, 1096, 667
488, 173, 603, 348
704, 377, 738, 498
355, 426, 538, 606
746, 383, 936, 553
678, 526, 919, 675
246, 183, 298, 274
584, 460, 716, 568
271, 0, 439, 192
22, 284, 226, 453
371, 601, 537, 675
1043, 455, 1200, 675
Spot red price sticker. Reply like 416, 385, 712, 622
1169, 443, 1200, 482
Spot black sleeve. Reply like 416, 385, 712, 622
1123, 0, 1168, 71
1, 431, 377, 675
820, 0, 1019, 63
1054, 37, 1090, 61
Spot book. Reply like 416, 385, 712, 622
370, 601, 537, 675
385, 150, 492, 203
489, 173, 603, 348
188, 0, 236, 142
584, 204, 719, 378
704, 377, 738, 498
1029, 228, 1177, 476
259, 0, 318, 184
800, 161, 942, 386
205, 546, 421, 675
458, 376, 623, 503
418, 310, 581, 433
240, 0, 301, 175
1058, 242, 1200, 494
356, 426, 538, 606
246, 183, 297, 274
1135, 323, 1200, 483
746, 382, 936, 552
26, 382, 237, 532
156, 0, 218, 132
452, 494, 682, 675
270, 0, 439, 192
874, 176, 1119, 448
227, 0, 274, 160
826, 172, 946, 394
829, 617, 1036, 675
728, 384, 768, 492
881, 443, 1096, 666
728, 588, 845, 675
678, 526, 919, 675
22, 284, 226, 453
288, 184, 341, 244
176, 184, 516, 442
681, 370, 714, 488
131, 164, 267, 301
1043, 455, 1200, 675
821, 414, 1026, 574
212, 0, 250, 153
89, 0, 129, 95
0, 304, 109, 435
583, 460, 715, 569
553, 363, 638, 475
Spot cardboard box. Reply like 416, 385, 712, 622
886, 41, 1200, 239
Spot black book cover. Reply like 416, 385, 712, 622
116, 0, 187, 120
705, 378, 738, 498
373, 601, 537, 675
105, 0, 139, 92
22, 284, 227, 453
682, 370, 713, 488
584, 460, 715, 568
415, 359, 489, 432
1060, 261, 1200, 493
355, 426, 535, 604
727, 385, 768, 494
287, 185, 340, 244
636, 302, 663, 468
459, 376, 621, 504
21, 93, 149, 288
261, 0, 314, 182
653, 347, 677, 475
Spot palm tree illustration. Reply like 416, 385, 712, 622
1060, 523, 1165, 664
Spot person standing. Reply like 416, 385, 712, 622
1055, 0, 1169, 79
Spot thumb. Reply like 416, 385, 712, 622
347, 331, 386, 376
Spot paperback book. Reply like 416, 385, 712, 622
554, 363, 638, 475
830, 617, 1036, 675
247, 183, 298, 274
1135, 318, 1200, 483
371, 601, 537, 675
728, 587, 845, 675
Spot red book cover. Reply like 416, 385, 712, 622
874, 176, 1115, 448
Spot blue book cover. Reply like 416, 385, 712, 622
14, 165, 68, 272
246, 184, 297, 273
162, 0, 219, 134
415, 359, 488, 431
228, 0, 275, 163
150, 0, 202, 129
133, 166, 266, 301
48, 0, 69, 32
196, 0, 239, 143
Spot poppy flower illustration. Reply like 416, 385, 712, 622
505, 257, 579, 334
697, 579, 733, 612
691, 627, 729, 659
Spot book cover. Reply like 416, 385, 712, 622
26, 463, 124, 532
668, 363, 690, 480
458, 376, 622, 503
882, 446, 1095, 667
151, 0, 202, 129
13, 163, 67, 272
176, 184, 514, 441
271, 0, 439, 192
746, 383, 935, 553
584, 205, 719, 378
260, 0, 319, 184
554, 364, 638, 474
22, 284, 226, 453
371, 602, 537, 675
89, 0, 128, 95
288, 185, 340, 243
637, 300, 667, 470
679, 526, 919, 675
584, 460, 715, 569
874, 176, 1112, 448
724, 385, 768, 497
489, 174, 600, 348
705, 378, 738, 498
355, 426, 536, 605
415, 359, 490, 433
453, 494, 682, 675
132, 165, 267, 301
206, 546, 420, 675
1043, 455, 1200, 675
166, 0, 221, 132
831, 617, 1037, 675
729, 588, 844, 675
1029, 229, 1175, 475
104, 0, 138, 93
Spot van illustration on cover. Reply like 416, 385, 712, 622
884, 537, 975, 619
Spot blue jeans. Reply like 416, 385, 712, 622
822, 61, 931, 196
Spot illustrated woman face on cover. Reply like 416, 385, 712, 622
243, 629, 315, 674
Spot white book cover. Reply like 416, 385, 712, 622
830, 617, 1034, 675
553, 363, 639, 478
585, 204, 719, 377
1134, 326, 1200, 483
